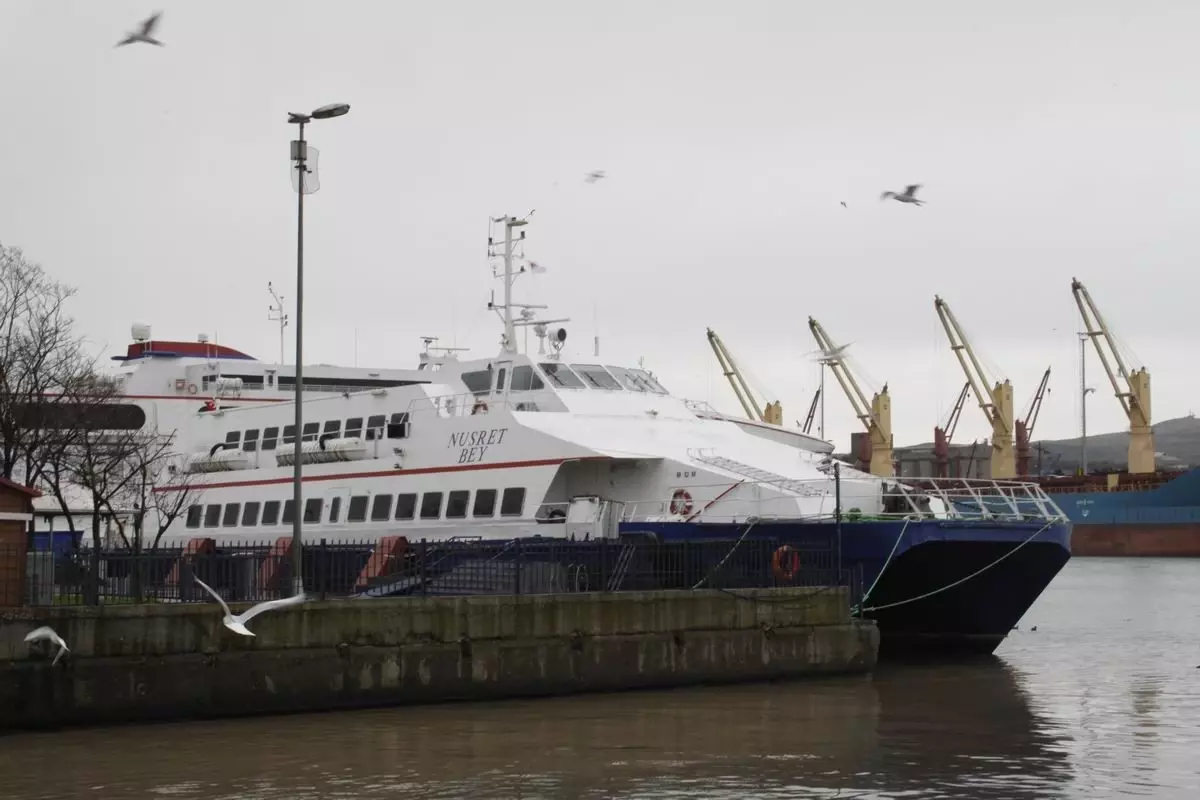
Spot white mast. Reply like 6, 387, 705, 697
267, 282, 288, 365
487, 213, 568, 355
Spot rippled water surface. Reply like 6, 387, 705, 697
2, 558, 1198, 799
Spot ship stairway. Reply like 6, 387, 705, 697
693, 455, 823, 497
606, 542, 638, 591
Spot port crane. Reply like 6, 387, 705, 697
934, 296, 1016, 479
1071, 278, 1153, 474
800, 387, 821, 435
705, 328, 783, 425
1015, 367, 1051, 476
933, 382, 970, 478
807, 317, 893, 477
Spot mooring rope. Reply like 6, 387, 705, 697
690, 517, 760, 590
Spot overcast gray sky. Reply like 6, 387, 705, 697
1, 0, 1196, 451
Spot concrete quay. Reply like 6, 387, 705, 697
0, 587, 878, 731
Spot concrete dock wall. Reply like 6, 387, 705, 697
0, 587, 877, 731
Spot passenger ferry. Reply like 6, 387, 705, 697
154, 214, 1073, 657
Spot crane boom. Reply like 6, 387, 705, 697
807, 317, 893, 477
1071, 278, 1153, 474
1015, 367, 1051, 476
706, 327, 764, 422
801, 387, 821, 435
933, 296, 1016, 479
933, 382, 970, 478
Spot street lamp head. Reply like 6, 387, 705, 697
287, 112, 310, 125
311, 103, 350, 120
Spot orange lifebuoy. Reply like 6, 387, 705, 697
771, 545, 800, 582
669, 489, 694, 516
471, 400, 488, 415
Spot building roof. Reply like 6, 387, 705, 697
0, 476, 43, 498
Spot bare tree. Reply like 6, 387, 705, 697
0, 243, 94, 487
102, 440, 200, 553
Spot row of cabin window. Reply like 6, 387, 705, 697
221, 412, 411, 453
184, 487, 527, 529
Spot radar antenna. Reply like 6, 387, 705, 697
486, 213, 569, 355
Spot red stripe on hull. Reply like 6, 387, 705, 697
155, 456, 597, 493
1071, 523, 1200, 557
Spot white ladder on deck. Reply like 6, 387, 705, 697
692, 455, 826, 497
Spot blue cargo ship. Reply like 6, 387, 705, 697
1040, 469, 1200, 556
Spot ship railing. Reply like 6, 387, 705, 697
404, 391, 545, 419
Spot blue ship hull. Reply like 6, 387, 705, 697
620, 518, 1072, 658
1044, 467, 1200, 526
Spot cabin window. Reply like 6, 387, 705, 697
473, 489, 497, 517
371, 494, 393, 521
262, 501, 281, 525
303, 498, 323, 524
570, 364, 621, 391
538, 363, 586, 389
348, 495, 369, 523
509, 366, 545, 392
445, 490, 470, 519
387, 412, 409, 439
365, 414, 386, 440
494, 368, 507, 393
420, 492, 443, 520
461, 370, 492, 397
630, 368, 669, 394
186, 504, 202, 528
281, 500, 295, 525
262, 426, 279, 450
243, 429, 260, 452
282, 424, 296, 446
344, 417, 364, 439
225, 431, 241, 447
323, 420, 341, 437
203, 504, 221, 527
222, 503, 241, 527
395, 493, 417, 520
606, 366, 648, 392
500, 488, 526, 517
241, 502, 261, 526
302, 422, 319, 442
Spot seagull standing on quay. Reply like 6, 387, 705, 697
193, 576, 307, 637
25, 626, 70, 665
116, 11, 165, 47
880, 184, 925, 205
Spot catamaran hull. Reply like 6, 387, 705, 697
621, 519, 1073, 659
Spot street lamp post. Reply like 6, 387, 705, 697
287, 102, 350, 596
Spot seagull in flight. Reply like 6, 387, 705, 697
25, 626, 69, 666
116, 11, 164, 47
584, 170, 606, 184
193, 576, 307, 637
819, 342, 854, 361
880, 184, 925, 205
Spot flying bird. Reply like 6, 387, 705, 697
116, 11, 164, 47
819, 342, 854, 361
25, 626, 69, 666
584, 170, 606, 183
880, 184, 925, 205
193, 576, 307, 637
840, 201, 848, 208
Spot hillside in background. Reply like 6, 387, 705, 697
1031, 415, 1200, 473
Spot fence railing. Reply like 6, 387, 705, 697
5, 535, 862, 608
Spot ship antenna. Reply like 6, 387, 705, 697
487, 213, 528, 354
268, 281, 288, 365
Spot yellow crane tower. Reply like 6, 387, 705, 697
807, 317, 893, 477
934, 296, 1016, 480
1071, 278, 1154, 474
705, 328, 783, 425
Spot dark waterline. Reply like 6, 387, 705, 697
1, 558, 1198, 799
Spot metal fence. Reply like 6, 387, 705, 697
8, 535, 862, 608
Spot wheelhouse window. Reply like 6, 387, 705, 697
538, 363, 586, 389
473, 489, 497, 517
570, 364, 621, 390
509, 365, 545, 392
461, 370, 492, 397
500, 488, 526, 517
262, 426, 279, 451
420, 492, 443, 520
395, 493, 417, 520
630, 368, 669, 394
262, 501, 281, 525
606, 366, 648, 392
